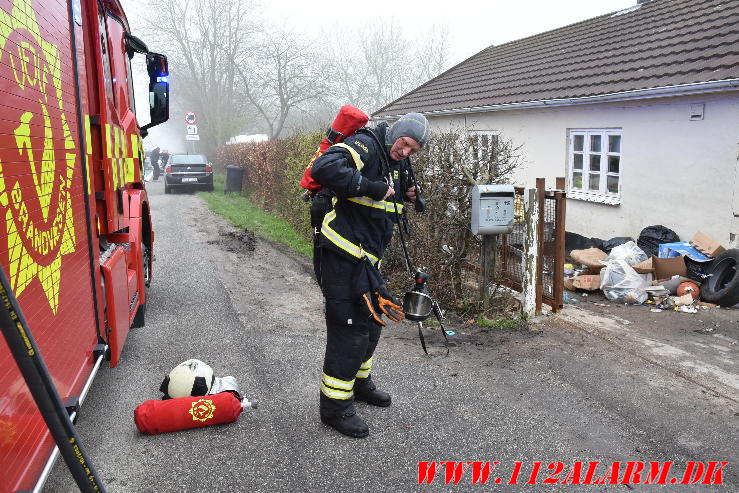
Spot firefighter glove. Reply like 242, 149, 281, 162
360, 292, 386, 326
374, 290, 405, 322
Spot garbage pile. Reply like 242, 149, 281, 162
564, 226, 739, 312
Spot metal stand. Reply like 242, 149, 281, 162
480, 234, 498, 313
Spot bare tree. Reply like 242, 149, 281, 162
139, 0, 258, 153
359, 19, 417, 111
236, 25, 327, 140
321, 19, 453, 114
414, 24, 452, 83
319, 31, 371, 112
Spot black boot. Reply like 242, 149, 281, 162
355, 380, 391, 407
321, 410, 369, 438
356, 389, 391, 407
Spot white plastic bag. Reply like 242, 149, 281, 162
600, 259, 648, 304
606, 241, 648, 266
209, 376, 240, 395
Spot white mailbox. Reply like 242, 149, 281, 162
471, 184, 516, 235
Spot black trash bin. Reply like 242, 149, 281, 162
225, 165, 245, 194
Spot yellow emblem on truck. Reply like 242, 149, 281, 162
0, 0, 77, 314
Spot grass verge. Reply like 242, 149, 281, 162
198, 173, 312, 257
475, 315, 524, 330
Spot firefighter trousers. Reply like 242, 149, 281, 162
319, 248, 382, 417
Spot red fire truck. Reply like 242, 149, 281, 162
0, 0, 168, 490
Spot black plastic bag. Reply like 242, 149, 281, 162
589, 237, 605, 250
601, 237, 635, 253
566, 232, 595, 252
685, 257, 713, 282
637, 225, 680, 257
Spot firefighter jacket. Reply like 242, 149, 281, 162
311, 123, 408, 267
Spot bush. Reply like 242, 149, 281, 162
281, 132, 323, 239
382, 128, 524, 312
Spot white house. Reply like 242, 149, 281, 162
373, 0, 739, 248
226, 134, 269, 145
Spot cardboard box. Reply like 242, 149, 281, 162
690, 232, 725, 258
652, 255, 687, 280
564, 274, 601, 291
570, 248, 607, 268
632, 257, 654, 274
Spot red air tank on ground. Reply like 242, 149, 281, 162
134, 392, 253, 435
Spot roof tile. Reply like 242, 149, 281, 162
374, 0, 739, 117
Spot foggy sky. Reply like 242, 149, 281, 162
120, 0, 638, 152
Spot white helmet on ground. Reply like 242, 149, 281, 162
160, 359, 214, 399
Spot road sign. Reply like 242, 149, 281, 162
186, 124, 198, 135
185, 111, 197, 125
186, 134, 200, 141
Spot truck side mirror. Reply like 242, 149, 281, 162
125, 33, 148, 59
148, 81, 169, 125
141, 52, 169, 136
146, 52, 168, 79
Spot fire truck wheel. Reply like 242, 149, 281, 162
132, 302, 146, 328
142, 243, 151, 288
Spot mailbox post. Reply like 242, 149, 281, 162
471, 185, 516, 311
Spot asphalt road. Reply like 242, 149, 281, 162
46, 181, 738, 492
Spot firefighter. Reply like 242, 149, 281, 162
150, 146, 161, 181
311, 112, 429, 438
159, 150, 170, 177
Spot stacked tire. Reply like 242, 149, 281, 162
701, 249, 739, 307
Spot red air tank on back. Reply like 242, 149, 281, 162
300, 105, 369, 193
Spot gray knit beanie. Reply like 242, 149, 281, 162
385, 112, 430, 149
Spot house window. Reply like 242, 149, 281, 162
568, 129, 622, 204
468, 130, 499, 165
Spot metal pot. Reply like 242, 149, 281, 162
403, 290, 434, 321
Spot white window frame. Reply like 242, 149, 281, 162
567, 129, 622, 205
467, 130, 500, 166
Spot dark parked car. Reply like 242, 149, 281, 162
163, 154, 214, 193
